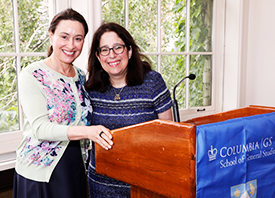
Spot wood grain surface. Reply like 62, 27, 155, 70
95, 119, 196, 198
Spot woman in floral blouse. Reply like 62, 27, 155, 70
13, 8, 113, 198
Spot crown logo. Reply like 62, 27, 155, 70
208, 145, 217, 161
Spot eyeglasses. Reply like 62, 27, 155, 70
97, 44, 126, 56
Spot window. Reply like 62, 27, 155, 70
102, 0, 224, 120
0, 0, 51, 170
0, 0, 226, 170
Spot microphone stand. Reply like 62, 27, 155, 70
172, 74, 196, 122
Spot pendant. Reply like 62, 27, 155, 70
114, 94, 121, 100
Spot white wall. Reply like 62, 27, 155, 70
223, 0, 243, 111
223, 0, 275, 110
244, 0, 275, 107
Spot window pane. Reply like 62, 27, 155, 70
190, 0, 213, 52
161, 0, 187, 52
129, 0, 157, 52
0, 57, 19, 133
18, 0, 50, 53
102, 0, 125, 26
0, 0, 15, 52
161, 55, 186, 108
146, 55, 157, 71
189, 55, 212, 107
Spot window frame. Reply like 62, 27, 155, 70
0, 0, 226, 171
102, 0, 225, 121
178, 0, 226, 120
0, 0, 56, 171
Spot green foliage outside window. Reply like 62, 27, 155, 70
103, 0, 213, 109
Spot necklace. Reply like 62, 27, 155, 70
113, 86, 124, 100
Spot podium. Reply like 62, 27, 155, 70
95, 105, 275, 198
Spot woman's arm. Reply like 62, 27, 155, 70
158, 108, 173, 121
67, 125, 113, 150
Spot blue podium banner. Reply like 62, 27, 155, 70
196, 112, 275, 198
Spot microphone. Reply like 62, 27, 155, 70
172, 74, 196, 122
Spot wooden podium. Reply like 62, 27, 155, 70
95, 105, 275, 198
